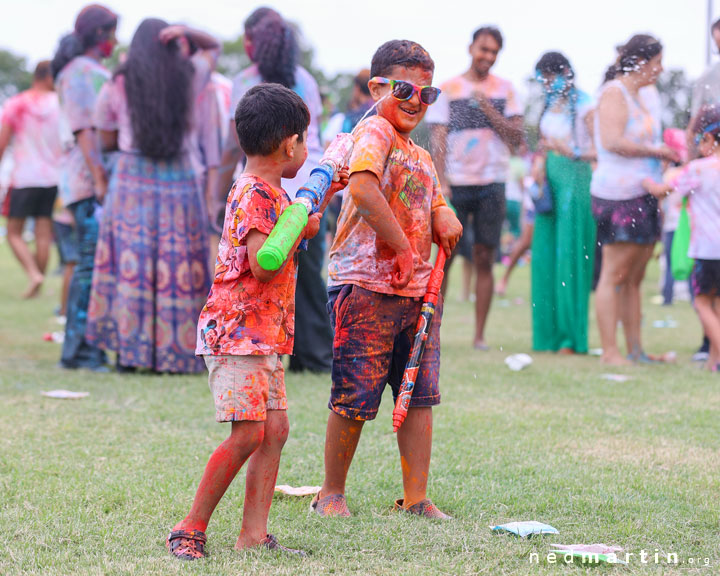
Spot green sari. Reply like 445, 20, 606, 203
531, 152, 595, 353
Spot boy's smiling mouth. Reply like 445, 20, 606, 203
400, 105, 419, 116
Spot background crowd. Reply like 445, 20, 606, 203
1, 3, 719, 374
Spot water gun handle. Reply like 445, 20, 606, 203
256, 164, 333, 271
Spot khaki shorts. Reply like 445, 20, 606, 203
204, 354, 287, 422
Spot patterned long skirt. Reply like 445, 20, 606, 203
87, 152, 210, 373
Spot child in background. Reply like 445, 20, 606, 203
167, 84, 347, 559
312, 40, 462, 518
644, 105, 720, 371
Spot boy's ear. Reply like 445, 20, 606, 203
284, 134, 300, 158
368, 79, 385, 102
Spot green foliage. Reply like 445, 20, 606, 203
0, 49, 32, 102
656, 69, 693, 129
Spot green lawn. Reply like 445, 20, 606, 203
1, 241, 718, 575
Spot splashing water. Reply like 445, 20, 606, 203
351, 93, 390, 136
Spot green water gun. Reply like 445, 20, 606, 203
257, 133, 354, 271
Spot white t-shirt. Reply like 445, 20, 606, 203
425, 73, 523, 186
672, 156, 720, 260
1, 89, 63, 189
539, 89, 594, 155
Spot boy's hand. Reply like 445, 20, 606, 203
432, 206, 463, 257
391, 242, 414, 290
304, 212, 323, 240
329, 167, 350, 196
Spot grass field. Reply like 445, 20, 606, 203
1, 241, 718, 575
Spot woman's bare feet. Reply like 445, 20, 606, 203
557, 347, 575, 355
600, 352, 632, 366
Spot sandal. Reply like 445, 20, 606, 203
262, 533, 308, 557
166, 529, 208, 560
394, 498, 452, 520
310, 492, 351, 517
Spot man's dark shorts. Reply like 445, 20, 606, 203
451, 183, 506, 248
8, 186, 57, 219
327, 284, 442, 421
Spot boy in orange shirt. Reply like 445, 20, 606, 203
168, 83, 347, 559
312, 40, 462, 518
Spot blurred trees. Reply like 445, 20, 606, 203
0, 49, 32, 102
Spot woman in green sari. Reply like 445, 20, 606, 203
531, 52, 596, 354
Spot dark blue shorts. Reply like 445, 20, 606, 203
52, 220, 80, 265
692, 259, 720, 298
327, 284, 443, 421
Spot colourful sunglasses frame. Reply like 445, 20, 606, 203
371, 76, 442, 105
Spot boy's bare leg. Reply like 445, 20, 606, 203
174, 420, 264, 533
695, 295, 720, 371
497, 222, 533, 296
60, 263, 75, 316
319, 411, 364, 498
473, 243, 494, 349
6, 217, 44, 298
396, 407, 432, 507
236, 410, 289, 549
34, 217, 54, 275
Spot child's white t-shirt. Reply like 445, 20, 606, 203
673, 156, 720, 260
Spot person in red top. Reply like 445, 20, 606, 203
0, 61, 63, 298
313, 40, 462, 519
168, 84, 347, 560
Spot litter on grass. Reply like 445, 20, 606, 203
601, 373, 632, 383
42, 332, 65, 343
491, 521, 558, 537
274, 484, 321, 497
652, 317, 677, 329
505, 353, 532, 371
41, 390, 89, 399
589, 348, 603, 356
549, 544, 627, 565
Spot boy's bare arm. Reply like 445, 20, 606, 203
432, 206, 462, 257
245, 213, 324, 283
349, 171, 414, 289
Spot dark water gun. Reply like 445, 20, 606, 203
392, 248, 447, 432
257, 133, 354, 271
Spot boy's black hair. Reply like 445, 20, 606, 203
370, 40, 434, 79
692, 104, 720, 143
712, 17, 720, 33
234, 83, 310, 156
472, 26, 503, 49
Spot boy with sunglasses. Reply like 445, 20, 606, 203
312, 40, 462, 519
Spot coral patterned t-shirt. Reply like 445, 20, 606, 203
328, 115, 448, 298
196, 174, 297, 356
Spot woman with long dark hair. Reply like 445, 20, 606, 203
52, 3, 118, 371
86, 19, 220, 373
216, 8, 333, 373
531, 52, 596, 354
591, 35, 679, 365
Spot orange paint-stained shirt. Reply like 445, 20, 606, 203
196, 174, 297, 356
328, 115, 448, 298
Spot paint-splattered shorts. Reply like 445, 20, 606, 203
692, 259, 720, 298
592, 194, 660, 246
327, 284, 442, 421
204, 354, 287, 422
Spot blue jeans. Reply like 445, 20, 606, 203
60, 198, 107, 368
